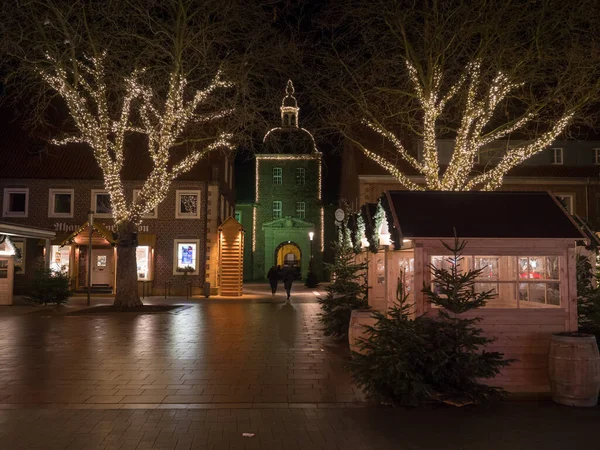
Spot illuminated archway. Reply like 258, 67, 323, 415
275, 241, 302, 269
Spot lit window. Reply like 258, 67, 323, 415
91, 189, 112, 218
594, 148, 600, 165
48, 189, 74, 218
136, 246, 151, 280
296, 167, 306, 185
555, 194, 574, 214
273, 167, 282, 184
133, 190, 157, 218
296, 201, 305, 219
273, 201, 282, 219
3, 188, 29, 218
50, 245, 71, 274
551, 148, 563, 164
173, 239, 199, 274
175, 190, 201, 219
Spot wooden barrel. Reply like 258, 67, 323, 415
348, 309, 377, 354
549, 333, 600, 407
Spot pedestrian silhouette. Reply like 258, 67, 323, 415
282, 266, 295, 302
267, 265, 280, 295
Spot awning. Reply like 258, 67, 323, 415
0, 221, 56, 240
59, 221, 117, 246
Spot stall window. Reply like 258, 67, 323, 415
50, 245, 71, 274
176, 190, 201, 219
398, 256, 414, 295
49, 189, 74, 218
173, 239, 200, 275
3, 188, 29, 218
91, 190, 112, 218
133, 190, 157, 218
136, 246, 151, 280
429, 255, 561, 308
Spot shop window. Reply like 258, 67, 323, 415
50, 245, 71, 274
48, 188, 74, 218
3, 188, 29, 218
296, 201, 305, 219
429, 255, 561, 308
91, 189, 112, 218
173, 239, 199, 275
175, 190, 201, 219
136, 246, 151, 280
273, 201, 282, 219
133, 190, 157, 218
296, 167, 306, 185
555, 194, 574, 214
273, 167, 282, 184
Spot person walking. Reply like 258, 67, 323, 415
267, 265, 280, 295
283, 267, 295, 302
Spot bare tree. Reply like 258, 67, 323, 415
1, 0, 297, 307
311, 0, 600, 191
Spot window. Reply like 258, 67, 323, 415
273, 167, 282, 184
91, 190, 112, 218
220, 194, 225, 221
173, 239, 200, 275
50, 245, 71, 274
594, 148, 600, 165
175, 190, 201, 219
551, 148, 563, 164
235, 210, 242, 223
273, 201, 282, 219
3, 188, 29, 217
296, 201, 305, 219
48, 189, 74, 218
296, 167, 306, 185
136, 246, 151, 280
555, 194, 574, 214
473, 150, 480, 164
430, 255, 561, 308
133, 190, 157, 218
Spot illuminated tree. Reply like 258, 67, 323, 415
314, 0, 600, 191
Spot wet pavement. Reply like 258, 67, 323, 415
0, 286, 598, 449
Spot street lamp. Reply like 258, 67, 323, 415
308, 231, 314, 261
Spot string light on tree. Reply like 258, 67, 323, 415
358, 60, 573, 191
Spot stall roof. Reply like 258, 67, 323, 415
385, 191, 587, 240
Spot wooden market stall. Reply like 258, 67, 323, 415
357, 191, 588, 393
218, 217, 244, 297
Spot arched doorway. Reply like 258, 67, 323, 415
275, 241, 302, 273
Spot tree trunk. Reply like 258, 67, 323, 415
113, 221, 143, 308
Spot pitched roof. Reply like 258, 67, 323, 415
385, 191, 586, 239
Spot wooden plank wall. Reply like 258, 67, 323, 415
426, 309, 567, 392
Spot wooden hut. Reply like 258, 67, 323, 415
358, 191, 588, 393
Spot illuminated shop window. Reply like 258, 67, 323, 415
136, 246, 151, 280
50, 245, 71, 274
173, 239, 200, 275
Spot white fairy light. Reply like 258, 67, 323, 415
40, 52, 233, 227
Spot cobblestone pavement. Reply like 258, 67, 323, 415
0, 289, 598, 449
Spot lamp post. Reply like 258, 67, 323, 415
87, 210, 94, 307
308, 231, 314, 261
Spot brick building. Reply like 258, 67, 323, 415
0, 112, 235, 296
341, 137, 600, 229
236, 81, 324, 280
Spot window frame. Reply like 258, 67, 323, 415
91, 189, 113, 218
273, 167, 283, 185
175, 189, 201, 219
555, 193, 574, 214
551, 147, 563, 165
136, 245, 153, 280
273, 200, 282, 219
133, 189, 158, 219
48, 188, 74, 218
594, 148, 600, 165
173, 239, 200, 275
296, 167, 306, 185
296, 201, 306, 219
3, 188, 29, 218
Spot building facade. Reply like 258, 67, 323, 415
0, 116, 235, 296
237, 81, 324, 280
341, 137, 600, 229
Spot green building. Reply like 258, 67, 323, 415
236, 81, 323, 281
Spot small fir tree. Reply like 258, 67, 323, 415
318, 222, 368, 340
29, 263, 72, 305
576, 254, 600, 341
422, 237, 512, 405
